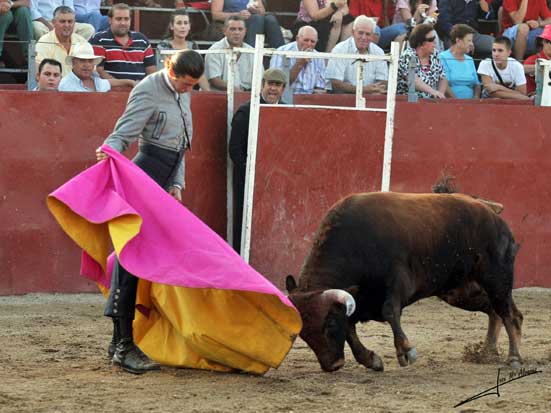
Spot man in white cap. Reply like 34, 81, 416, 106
59, 42, 134, 91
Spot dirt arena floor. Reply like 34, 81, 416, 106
1, 289, 550, 413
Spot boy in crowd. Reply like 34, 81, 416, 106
477, 36, 530, 99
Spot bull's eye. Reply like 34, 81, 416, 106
325, 316, 341, 338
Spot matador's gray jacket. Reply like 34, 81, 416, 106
104, 70, 193, 188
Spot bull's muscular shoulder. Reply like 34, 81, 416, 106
315, 191, 503, 250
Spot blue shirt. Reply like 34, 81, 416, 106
58, 70, 111, 92
223, 0, 248, 12
30, 0, 74, 21
269, 41, 326, 94
436, 0, 480, 36
438, 49, 479, 99
73, 0, 101, 15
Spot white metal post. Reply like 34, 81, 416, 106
381, 41, 400, 192
226, 51, 237, 245
240, 34, 265, 262
355, 60, 366, 109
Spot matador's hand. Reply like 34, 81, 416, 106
96, 146, 109, 161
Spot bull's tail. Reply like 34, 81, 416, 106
431, 173, 458, 194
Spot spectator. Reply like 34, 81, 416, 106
30, 0, 94, 39
228, 68, 287, 253
477, 36, 529, 98
397, 23, 448, 98
35, 5, 88, 77
74, 0, 108, 32
439, 24, 481, 98
394, 0, 437, 26
502, 0, 551, 60
269, 25, 326, 94
436, 0, 494, 59
211, 0, 284, 48
58, 42, 134, 91
157, 9, 209, 90
348, 0, 408, 51
294, 0, 353, 53
205, 15, 254, 91
326, 15, 388, 94
90, 3, 156, 83
0, 0, 33, 65
523, 24, 551, 94
34, 57, 61, 89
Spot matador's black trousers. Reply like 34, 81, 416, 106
104, 144, 183, 318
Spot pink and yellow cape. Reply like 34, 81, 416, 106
47, 145, 301, 374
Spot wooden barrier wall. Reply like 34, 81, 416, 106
0, 91, 228, 294
1, 91, 550, 295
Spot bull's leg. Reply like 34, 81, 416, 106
484, 311, 503, 355
490, 293, 523, 368
346, 321, 384, 371
381, 296, 416, 367
476, 274, 523, 368
438, 282, 502, 355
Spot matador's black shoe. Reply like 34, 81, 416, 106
112, 339, 161, 374
107, 319, 120, 358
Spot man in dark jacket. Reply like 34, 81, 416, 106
436, 0, 495, 59
228, 68, 286, 253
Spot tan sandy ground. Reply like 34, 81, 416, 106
0, 289, 550, 413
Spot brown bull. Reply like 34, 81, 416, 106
286, 189, 523, 372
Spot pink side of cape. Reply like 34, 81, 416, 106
49, 145, 295, 308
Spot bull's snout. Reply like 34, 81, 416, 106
321, 358, 345, 372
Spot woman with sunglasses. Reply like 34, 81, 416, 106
438, 24, 480, 99
157, 10, 210, 91
397, 23, 448, 98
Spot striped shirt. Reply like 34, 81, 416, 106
90, 29, 156, 81
269, 41, 326, 94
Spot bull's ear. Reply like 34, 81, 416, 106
285, 275, 297, 293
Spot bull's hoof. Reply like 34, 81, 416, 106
369, 353, 384, 372
406, 347, 418, 364
397, 347, 417, 367
508, 357, 522, 369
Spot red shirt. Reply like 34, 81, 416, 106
524, 50, 550, 93
348, 0, 395, 26
502, 0, 551, 30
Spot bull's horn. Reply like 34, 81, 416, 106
322, 289, 356, 317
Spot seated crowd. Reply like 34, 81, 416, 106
1, 0, 548, 99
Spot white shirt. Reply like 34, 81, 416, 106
205, 37, 254, 91
477, 58, 526, 89
326, 37, 388, 86
58, 70, 111, 92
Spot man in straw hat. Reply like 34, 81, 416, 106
59, 42, 134, 91
228, 68, 287, 253
95, 49, 204, 374
523, 24, 551, 95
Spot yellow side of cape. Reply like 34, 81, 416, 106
47, 196, 302, 375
